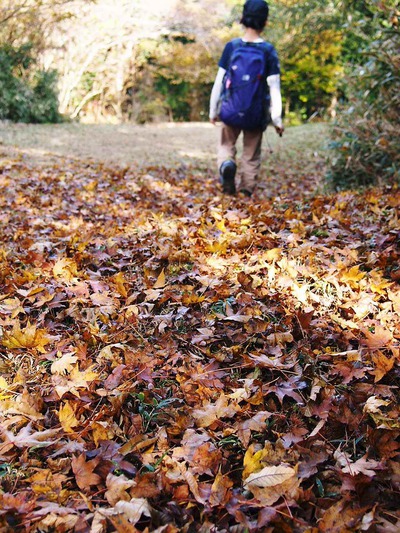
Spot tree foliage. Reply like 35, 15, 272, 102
0, 44, 61, 123
328, 0, 400, 188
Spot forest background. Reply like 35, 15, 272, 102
1, 0, 398, 187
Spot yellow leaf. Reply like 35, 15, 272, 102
2, 322, 52, 353
59, 401, 79, 433
0, 376, 9, 389
243, 445, 266, 479
215, 219, 227, 232
340, 265, 365, 287
113, 272, 128, 297
53, 258, 78, 281
153, 269, 166, 288
92, 421, 115, 446
0, 376, 12, 400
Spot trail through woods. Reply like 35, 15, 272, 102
0, 122, 399, 532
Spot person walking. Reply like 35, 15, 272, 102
209, 0, 284, 197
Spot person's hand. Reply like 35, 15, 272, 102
275, 125, 284, 137
210, 118, 218, 125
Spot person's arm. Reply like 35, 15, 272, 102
267, 73, 284, 135
209, 67, 226, 124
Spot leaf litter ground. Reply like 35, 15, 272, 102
0, 123, 399, 532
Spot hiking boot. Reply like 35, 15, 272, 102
219, 160, 237, 195
238, 189, 252, 198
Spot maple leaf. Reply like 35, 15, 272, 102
371, 351, 395, 382
334, 449, 384, 477
105, 473, 135, 506
362, 324, 393, 350
264, 377, 306, 405
53, 258, 79, 281
339, 265, 365, 288
191, 394, 240, 427
0, 491, 36, 514
52, 365, 99, 398
0, 388, 44, 419
0, 297, 25, 318
71, 453, 102, 491
1, 422, 59, 448
2, 321, 52, 352
51, 351, 78, 374
100, 498, 152, 526
318, 500, 370, 533
59, 401, 80, 433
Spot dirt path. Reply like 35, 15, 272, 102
0, 121, 328, 199
0, 122, 218, 167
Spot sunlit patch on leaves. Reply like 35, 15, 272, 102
0, 149, 398, 531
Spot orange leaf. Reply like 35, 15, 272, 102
71, 454, 101, 491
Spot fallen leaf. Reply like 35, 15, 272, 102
71, 454, 102, 491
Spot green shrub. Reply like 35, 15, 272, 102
327, 3, 399, 189
0, 44, 62, 123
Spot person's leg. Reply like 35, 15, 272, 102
218, 124, 241, 194
239, 129, 263, 195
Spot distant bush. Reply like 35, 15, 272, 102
0, 44, 62, 123
327, 4, 399, 189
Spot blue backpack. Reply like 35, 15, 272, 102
219, 39, 270, 131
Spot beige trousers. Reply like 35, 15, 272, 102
217, 123, 263, 193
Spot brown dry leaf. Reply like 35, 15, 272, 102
52, 365, 99, 398
363, 325, 393, 350
191, 394, 240, 428
244, 464, 299, 506
32, 513, 79, 532
71, 454, 102, 491
105, 473, 135, 506
209, 471, 233, 507
371, 351, 395, 382
0, 389, 44, 420
266, 331, 294, 346
236, 411, 272, 447
153, 268, 166, 288
113, 271, 128, 297
0, 297, 25, 318
318, 500, 368, 532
